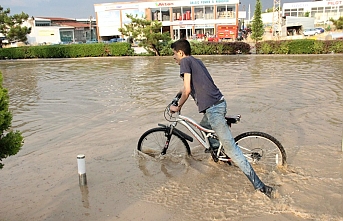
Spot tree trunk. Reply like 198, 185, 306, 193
151, 44, 160, 56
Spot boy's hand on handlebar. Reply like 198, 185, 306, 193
170, 105, 180, 113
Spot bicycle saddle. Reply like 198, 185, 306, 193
225, 114, 241, 124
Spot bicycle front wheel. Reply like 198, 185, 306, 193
234, 131, 286, 168
137, 127, 191, 159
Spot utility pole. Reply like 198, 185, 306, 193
89, 16, 93, 41
272, 0, 282, 40
248, 4, 251, 23
243, 5, 246, 30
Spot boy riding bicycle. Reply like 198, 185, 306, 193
169, 39, 273, 198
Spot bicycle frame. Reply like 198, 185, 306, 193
176, 114, 214, 149
162, 111, 241, 162
165, 113, 223, 155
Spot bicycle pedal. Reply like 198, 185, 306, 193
210, 152, 219, 162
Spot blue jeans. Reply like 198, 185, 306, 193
200, 100, 265, 190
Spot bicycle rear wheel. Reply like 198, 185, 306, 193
234, 131, 286, 168
137, 127, 191, 159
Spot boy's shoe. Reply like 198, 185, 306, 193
260, 185, 273, 199
204, 147, 219, 153
204, 148, 212, 153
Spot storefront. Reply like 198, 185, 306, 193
283, 0, 343, 24
94, 0, 240, 41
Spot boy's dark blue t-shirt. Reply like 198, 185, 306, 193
180, 56, 223, 113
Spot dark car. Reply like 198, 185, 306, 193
315, 27, 325, 34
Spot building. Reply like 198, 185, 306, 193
283, 0, 343, 24
25, 17, 97, 45
94, 0, 242, 41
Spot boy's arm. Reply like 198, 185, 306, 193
178, 73, 191, 107
170, 73, 191, 112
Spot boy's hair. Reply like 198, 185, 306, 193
171, 39, 191, 55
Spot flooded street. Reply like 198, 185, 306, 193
0, 55, 342, 221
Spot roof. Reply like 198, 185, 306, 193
34, 17, 91, 28
56, 21, 90, 28
36, 17, 76, 21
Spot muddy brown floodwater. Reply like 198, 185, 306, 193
0, 55, 342, 221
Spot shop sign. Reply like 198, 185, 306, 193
190, 0, 236, 5
327, 0, 342, 5
155, 2, 174, 7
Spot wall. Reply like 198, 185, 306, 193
27, 27, 61, 45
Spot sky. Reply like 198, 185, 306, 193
2, 0, 312, 19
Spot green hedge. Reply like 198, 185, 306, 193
159, 41, 251, 56
2, 40, 342, 59
0, 42, 134, 59
256, 39, 343, 54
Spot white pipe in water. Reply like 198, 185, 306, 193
77, 154, 87, 185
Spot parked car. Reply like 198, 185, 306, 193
303, 29, 317, 36
86, 40, 98, 44
315, 27, 325, 34
109, 38, 126, 43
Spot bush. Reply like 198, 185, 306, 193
0, 42, 134, 59
159, 41, 173, 56
158, 41, 251, 56
256, 39, 343, 54
313, 40, 325, 54
107, 42, 134, 56
0, 71, 24, 169
326, 40, 343, 53
287, 40, 314, 54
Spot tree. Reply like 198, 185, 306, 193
119, 14, 171, 56
0, 5, 31, 47
0, 71, 24, 169
330, 16, 343, 30
251, 0, 264, 43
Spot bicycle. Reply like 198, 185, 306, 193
137, 93, 286, 169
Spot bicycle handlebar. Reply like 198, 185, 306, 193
171, 92, 182, 106
164, 92, 182, 121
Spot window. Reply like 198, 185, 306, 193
311, 8, 317, 17
284, 9, 291, 17
35, 21, 51, 26
161, 8, 170, 21
205, 6, 214, 19
290, 9, 298, 17
217, 5, 234, 19
172, 7, 182, 21
194, 6, 204, 19
183, 7, 191, 20
151, 8, 170, 21
171, 7, 192, 21
298, 8, 304, 17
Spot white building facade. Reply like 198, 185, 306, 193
94, 0, 242, 41
283, 0, 343, 24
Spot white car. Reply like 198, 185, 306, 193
303, 29, 317, 36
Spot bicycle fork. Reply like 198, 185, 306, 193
161, 125, 175, 155
158, 123, 193, 155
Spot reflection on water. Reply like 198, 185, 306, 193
79, 185, 90, 209
0, 55, 342, 220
